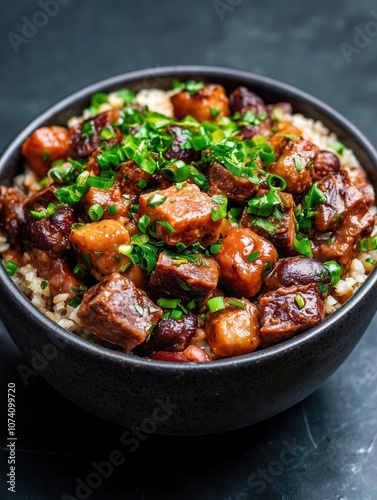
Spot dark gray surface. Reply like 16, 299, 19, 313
0, 0, 377, 499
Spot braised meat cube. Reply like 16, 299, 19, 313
205, 297, 260, 357
77, 273, 163, 351
171, 84, 230, 123
264, 256, 332, 297
0, 186, 26, 246
229, 86, 272, 138
258, 284, 324, 346
133, 313, 197, 356
23, 205, 76, 254
69, 110, 122, 158
148, 251, 219, 304
312, 171, 375, 270
312, 150, 340, 181
79, 183, 132, 223
267, 137, 318, 194
116, 160, 170, 195
137, 183, 223, 247
229, 86, 267, 117
69, 219, 131, 279
348, 164, 375, 205
28, 248, 82, 299
22, 186, 58, 213
21, 126, 70, 178
208, 160, 260, 204
215, 227, 278, 297
163, 125, 200, 164
240, 189, 296, 256
268, 121, 302, 158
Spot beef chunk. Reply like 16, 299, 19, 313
115, 160, 170, 195
229, 86, 267, 117
267, 137, 318, 194
208, 160, 260, 204
205, 297, 261, 357
240, 189, 296, 256
312, 171, 375, 271
215, 227, 278, 297
69, 219, 131, 279
133, 313, 197, 356
264, 256, 332, 297
28, 248, 81, 299
171, 84, 230, 122
22, 126, 70, 178
69, 110, 122, 158
137, 183, 223, 247
23, 205, 76, 254
0, 186, 26, 246
77, 273, 163, 351
259, 284, 324, 346
269, 121, 302, 159
22, 187, 57, 213
148, 251, 219, 303
163, 125, 200, 164
348, 165, 375, 205
312, 150, 340, 181
79, 183, 132, 223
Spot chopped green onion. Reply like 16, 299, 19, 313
157, 298, 180, 309
90, 92, 108, 109
359, 237, 377, 251
247, 251, 260, 262
4, 260, 19, 276
206, 296, 226, 313
138, 214, 151, 233
183, 80, 205, 94
146, 193, 166, 208
293, 235, 313, 258
40, 280, 48, 289
118, 244, 133, 257
170, 309, 183, 320
324, 260, 342, 285
81, 121, 94, 138
117, 89, 135, 104
229, 299, 246, 308
294, 155, 302, 172
137, 179, 147, 189
162, 161, 190, 182
131, 233, 150, 246
210, 243, 221, 254
210, 107, 221, 119
211, 195, 228, 221
68, 296, 82, 308
252, 217, 278, 234
365, 257, 375, 265
330, 141, 345, 155
294, 294, 305, 309
134, 305, 144, 316
88, 204, 104, 222
327, 237, 335, 246
42, 150, 51, 161
283, 134, 300, 140
157, 220, 175, 233
107, 204, 118, 215
247, 191, 281, 217
100, 127, 116, 140
73, 265, 86, 278
30, 202, 60, 219
267, 174, 287, 191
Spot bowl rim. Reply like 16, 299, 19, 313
1, 64, 377, 370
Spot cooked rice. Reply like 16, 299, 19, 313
2, 90, 377, 342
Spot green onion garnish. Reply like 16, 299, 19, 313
147, 193, 166, 208
211, 195, 228, 221
170, 309, 183, 320
359, 237, 377, 251
210, 107, 221, 119
267, 174, 287, 192
42, 150, 51, 161
81, 121, 94, 138
293, 235, 313, 258
138, 214, 151, 233
88, 204, 104, 222
157, 220, 175, 233
294, 155, 302, 172
5, 260, 19, 276
157, 298, 180, 309
107, 204, 118, 215
229, 299, 246, 308
40, 280, 48, 289
365, 257, 375, 265
295, 294, 305, 309
324, 260, 342, 285
206, 296, 226, 313
330, 141, 345, 155
118, 244, 133, 257
100, 127, 116, 140
247, 251, 260, 262
73, 265, 85, 278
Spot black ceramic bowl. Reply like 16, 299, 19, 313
1, 66, 377, 436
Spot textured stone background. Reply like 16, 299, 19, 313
1, 1, 377, 499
